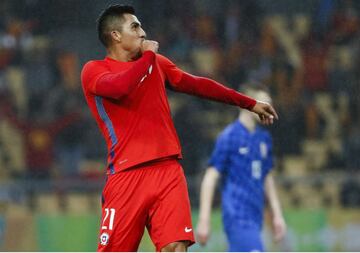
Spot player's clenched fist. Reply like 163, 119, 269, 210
196, 219, 210, 246
141, 40, 159, 53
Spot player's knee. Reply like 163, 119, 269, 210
161, 241, 189, 252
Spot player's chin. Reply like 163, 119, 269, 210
134, 49, 143, 59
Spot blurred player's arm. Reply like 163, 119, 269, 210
265, 173, 287, 242
196, 167, 220, 246
158, 55, 278, 125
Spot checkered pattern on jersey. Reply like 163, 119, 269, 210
209, 120, 273, 229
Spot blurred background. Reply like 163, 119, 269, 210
0, 0, 359, 251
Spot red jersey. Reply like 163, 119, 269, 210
81, 51, 256, 174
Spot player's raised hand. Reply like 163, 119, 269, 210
196, 219, 211, 246
251, 101, 279, 125
272, 215, 286, 242
141, 40, 159, 53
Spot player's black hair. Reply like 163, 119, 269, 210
97, 4, 135, 47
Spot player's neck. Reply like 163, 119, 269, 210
239, 112, 256, 132
106, 47, 139, 62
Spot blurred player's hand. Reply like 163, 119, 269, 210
251, 101, 279, 125
272, 215, 286, 242
141, 40, 159, 53
196, 219, 210, 246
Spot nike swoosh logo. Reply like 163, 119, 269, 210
184, 227, 192, 233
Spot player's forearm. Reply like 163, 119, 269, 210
173, 72, 257, 110
265, 175, 283, 218
95, 51, 155, 98
199, 167, 220, 222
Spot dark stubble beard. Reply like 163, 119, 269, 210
135, 50, 142, 60
131, 48, 142, 61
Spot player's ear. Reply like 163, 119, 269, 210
111, 30, 122, 43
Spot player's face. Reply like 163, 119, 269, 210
118, 14, 146, 57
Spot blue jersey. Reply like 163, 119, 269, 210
209, 120, 273, 229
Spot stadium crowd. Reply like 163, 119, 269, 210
0, 0, 359, 208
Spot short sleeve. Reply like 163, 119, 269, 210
156, 54, 184, 85
81, 61, 111, 94
208, 132, 231, 174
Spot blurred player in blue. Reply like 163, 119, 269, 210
196, 83, 286, 251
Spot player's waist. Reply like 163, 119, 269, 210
128, 155, 180, 170
107, 152, 182, 174
223, 216, 262, 229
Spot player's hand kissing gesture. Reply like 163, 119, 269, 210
141, 40, 159, 53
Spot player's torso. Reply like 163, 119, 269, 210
226, 123, 271, 185
103, 57, 169, 119
221, 123, 271, 227
83, 57, 181, 172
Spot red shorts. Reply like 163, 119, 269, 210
97, 159, 195, 251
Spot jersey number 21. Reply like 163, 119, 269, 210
102, 208, 116, 230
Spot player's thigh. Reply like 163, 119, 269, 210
147, 163, 195, 251
226, 226, 263, 252
97, 173, 150, 252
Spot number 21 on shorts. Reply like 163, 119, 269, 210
102, 208, 116, 230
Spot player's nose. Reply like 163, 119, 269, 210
139, 28, 146, 39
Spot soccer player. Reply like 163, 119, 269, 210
196, 84, 286, 252
81, 5, 278, 252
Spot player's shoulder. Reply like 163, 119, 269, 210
218, 121, 240, 140
156, 53, 169, 61
228, 120, 248, 134
81, 59, 110, 87
156, 53, 175, 66
82, 59, 108, 70
256, 126, 272, 141
256, 126, 270, 135
81, 59, 110, 79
